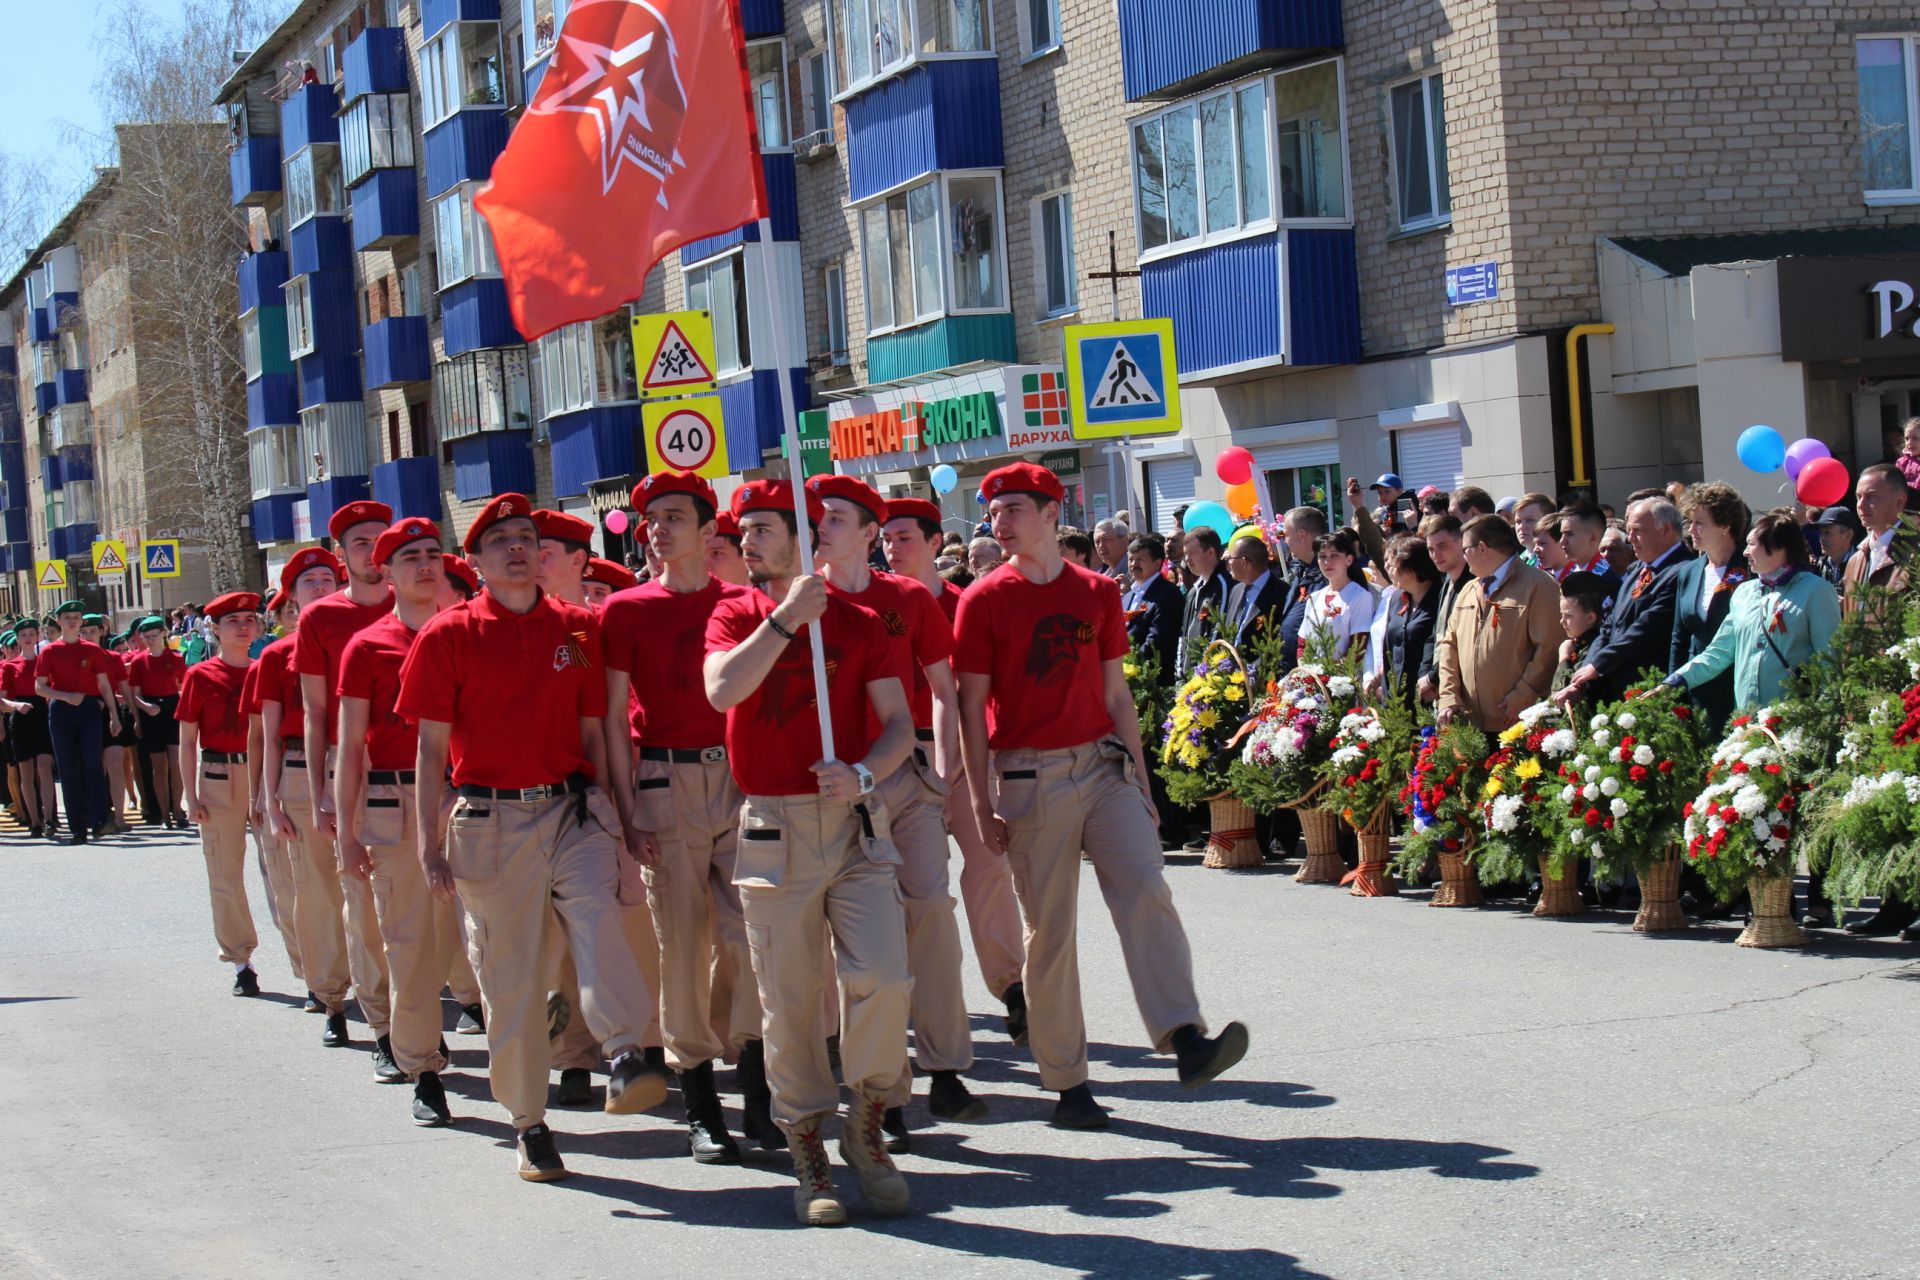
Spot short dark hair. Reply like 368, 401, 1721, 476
1186, 526, 1222, 557
1750, 508, 1810, 567
1862, 461, 1907, 491
1419, 513, 1463, 540
1127, 532, 1166, 562
1560, 501, 1606, 537
1057, 529, 1094, 562
1285, 505, 1329, 536
1312, 528, 1363, 568
1421, 492, 1451, 517
1624, 486, 1665, 505
1559, 570, 1613, 617
1452, 486, 1495, 518
901, 516, 941, 542
1384, 533, 1438, 583
1463, 512, 1521, 556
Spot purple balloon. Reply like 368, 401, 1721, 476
1783, 437, 1831, 480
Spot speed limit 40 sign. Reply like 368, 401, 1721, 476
641, 395, 730, 479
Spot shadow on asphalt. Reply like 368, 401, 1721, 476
0, 995, 74, 1005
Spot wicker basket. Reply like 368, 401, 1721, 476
1203, 794, 1263, 869
1345, 830, 1398, 897
1534, 854, 1583, 916
1635, 848, 1688, 932
1431, 847, 1483, 908
1295, 809, 1346, 883
1737, 873, 1807, 948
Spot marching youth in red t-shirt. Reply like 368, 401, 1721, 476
176, 658, 253, 754
337, 612, 427, 771
601, 576, 744, 749
293, 592, 394, 745
127, 649, 186, 698
825, 569, 952, 734
250, 634, 305, 740
36, 641, 113, 696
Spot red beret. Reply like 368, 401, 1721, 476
442, 554, 478, 593
980, 462, 1065, 506
266, 589, 289, 613
634, 518, 650, 545
711, 511, 741, 540
630, 469, 718, 515
585, 557, 637, 591
733, 478, 824, 525
885, 497, 944, 527
806, 474, 888, 523
328, 499, 393, 542
463, 492, 537, 553
206, 590, 261, 620
279, 546, 343, 593
531, 508, 596, 546
373, 517, 442, 567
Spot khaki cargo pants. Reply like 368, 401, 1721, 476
254, 825, 302, 982
283, 750, 388, 1029
990, 737, 1206, 1091
947, 766, 1025, 999
877, 749, 972, 1072
358, 779, 459, 1077
196, 755, 256, 966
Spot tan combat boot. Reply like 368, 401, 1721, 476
789, 1115, 846, 1226
838, 1096, 911, 1215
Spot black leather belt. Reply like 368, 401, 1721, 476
915, 727, 935, 743
204, 750, 247, 764
458, 776, 587, 802
369, 769, 417, 786
639, 745, 727, 764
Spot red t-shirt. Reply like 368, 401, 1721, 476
826, 570, 953, 733
293, 591, 394, 745
338, 612, 425, 771
951, 560, 1129, 750
250, 635, 305, 742
932, 579, 963, 626
176, 657, 253, 753
704, 590, 893, 797
396, 591, 608, 788
36, 641, 112, 696
0, 656, 30, 698
601, 576, 744, 749
127, 649, 186, 698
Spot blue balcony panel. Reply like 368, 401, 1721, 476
452, 431, 534, 503
280, 81, 341, 155
549, 404, 641, 499
58, 446, 92, 483
421, 0, 499, 40
230, 136, 283, 205
371, 456, 443, 520
50, 522, 100, 562
679, 153, 800, 261
248, 372, 300, 428
715, 368, 811, 472
741, 0, 783, 38
0, 510, 27, 546
349, 168, 420, 249
29, 309, 55, 343
364, 317, 431, 389
238, 251, 290, 312
1285, 228, 1361, 368
46, 292, 79, 336
290, 215, 353, 276
306, 269, 361, 347
0, 439, 25, 491
251, 492, 302, 544
299, 350, 363, 411
1118, 0, 1343, 101
343, 28, 411, 102
55, 369, 87, 407
34, 380, 58, 416
845, 60, 1002, 204
423, 109, 510, 200
865, 313, 1016, 384
0, 342, 13, 374
1140, 230, 1358, 376
307, 476, 372, 536
441, 278, 520, 355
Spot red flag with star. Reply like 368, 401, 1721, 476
474, 0, 766, 339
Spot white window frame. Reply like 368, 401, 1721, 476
299, 402, 371, 482
247, 424, 304, 498
827, 0, 993, 102
853, 169, 1009, 337
431, 184, 501, 291
536, 310, 638, 419
420, 21, 506, 128
802, 50, 833, 136
1018, 0, 1060, 60
1032, 190, 1077, 319
681, 249, 751, 376
748, 39, 792, 152
433, 348, 533, 440
1387, 69, 1451, 232
822, 261, 849, 365
522, 0, 568, 67
284, 276, 317, 358
1129, 76, 1276, 263
1269, 56, 1351, 226
284, 143, 345, 227
241, 309, 264, 381
341, 93, 416, 186
1860, 35, 1920, 205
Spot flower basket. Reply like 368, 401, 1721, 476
1635, 847, 1687, 932
1320, 697, 1417, 840
1479, 702, 1583, 889
1736, 873, 1807, 948
1158, 641, 1255, 810
1203, 793, 1262, 869
1395, 722, 1491, 906
1230, 665, 1352, 816
1682, 710, 1805, 904
1534, 854, 1583, 916
1295, 808, 1345, 883
1433, 842, 1483, 908
1346, 830, 1397, 897
1555, 683, 1708, 883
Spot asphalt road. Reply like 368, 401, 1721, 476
4, 821, 1919, 1279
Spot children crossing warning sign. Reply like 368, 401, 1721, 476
632, 311, 719, 397
1063, 318, 1183, 440
92, 539, 129, 578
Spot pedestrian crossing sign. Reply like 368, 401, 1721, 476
34, 558, 67, 590
92, 539, 129, 578
632, 311, 718, 398
142, 539, 182, 578
1063, 318, 1182, 440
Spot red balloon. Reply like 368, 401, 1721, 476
1795, 456, 1850, 508
1215, 446, 1254, 486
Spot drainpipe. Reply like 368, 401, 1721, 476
1564, 323, 1615, 489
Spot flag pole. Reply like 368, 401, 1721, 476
752, 215, 837, 763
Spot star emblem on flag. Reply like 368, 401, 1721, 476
531, 0, 689, 204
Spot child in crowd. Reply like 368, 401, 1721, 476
1551, 572, 1613, 701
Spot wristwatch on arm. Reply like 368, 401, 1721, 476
852, 762, 875, 795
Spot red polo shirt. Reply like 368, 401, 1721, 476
176, 657, 252, 753
952, 559, 1129, 751
396, 591, 607, 788
1, 656, 30, 698
601, 576, 744, 749
825, 569, 952, 733
250, 635, 305, 742
127, 649, 186, 698
931, 579, 963, 626
293, 590, 394, 745
337, 612, 425, 771
36, 640, 112, 696
704, 590, 892, 797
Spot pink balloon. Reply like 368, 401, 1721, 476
1794, 456, 1850, 508
1783, 437, 1830, 481
604, 509, 630, 535
1215, 446, 1254, 486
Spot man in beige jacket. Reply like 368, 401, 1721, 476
1437, 515, 1565, 732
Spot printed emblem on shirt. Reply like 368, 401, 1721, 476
1024, 614, 1094, 685
756, 650, 840, 723
880, 609, 909, 637
554, 630, 593, 672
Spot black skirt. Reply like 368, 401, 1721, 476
9, 699, 52, 759
138, 695, 181, 749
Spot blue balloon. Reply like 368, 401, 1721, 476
975, 490, 987, 505
1182, 500, 1237, 541
1736, 424, 1786, 473
929, 463, 958, 494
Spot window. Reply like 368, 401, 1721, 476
400, 260, 424, 316
61, 329, 87, 371
536, 311, 637, 418
1132, 80, 1271, 255
1021, 0, 1058, 56
284, 276, 316, 358
420, 22, 504, 127
749, 41, 790, 150
434, 348, 532, 439
341, 93, 415, 186
1035, 192, 1076, 317
948, 174, 1002, 309
431, 185, 500, 289
1390, 71, 1450, 230
1861, 37, 1920, 200
247, 424, 304, 498
860, 182, 939, 332
827, 0, 987, 96
285, 145, 344, 226
803, 51, 832, 135
300, 402, 371, 481
1272, 59, 1345, 219
35, 343, 58, 385
67, 480, 98, 526
241, 310, 263, 380
823, 262, 849, 364
683, 253, 750, 374
51, 406, 90, 451
525, 0, 564, 64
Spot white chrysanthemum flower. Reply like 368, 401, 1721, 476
1584, 766, 1600, 783
1592, 729, 1611, 746
1582, 783, 1600, 800
1590, 714, 1610, 730
1610, 797, 1629, 818
1600, 777, 1621, 797
1732, 786, 1767, 819
1559, 785, 1577, 805
1328, 676, 1356, 698
1543, 730, 1576, 756
1616, 712, 1637, 730
1633, 745, 1655, 766
1569, 829, 1587, 844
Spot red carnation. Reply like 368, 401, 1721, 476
1629, 765, 1649, 782
1683, 801, 1694, 817
1674, 706, 1692, 719
1762, 763, 1782, 775
1583, 809, 1602, 826
1602, 816, 1615, 830
1658, 761, 1673, 773
1771, 824, 1790, 840
1731, 761, 1749, 774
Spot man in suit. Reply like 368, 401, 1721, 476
1271, 507, 1327, 676
1554, 497, 1694, 706
1416, 515, 1473, 706
1176, 527, 1229, 678
1223, 532, 1292, 667
1122, 533, 1185, 682
1093, 519, 1131, 583
1437, 515, 1566, 732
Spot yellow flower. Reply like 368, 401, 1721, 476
1515, 758, 1543, 781
1229, 672, 1246, 684
1123, 661, 1140, 679
1483, 778, 1504, 798
1498, 723, 1527, 745
1223, 686, 1245, 702
1197, 709, 1220, 729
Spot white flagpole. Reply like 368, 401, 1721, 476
751, 214, 836, 763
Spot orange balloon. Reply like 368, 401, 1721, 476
1225, 479, 1258, 519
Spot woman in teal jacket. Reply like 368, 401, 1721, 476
1666, 509, 1840, 710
